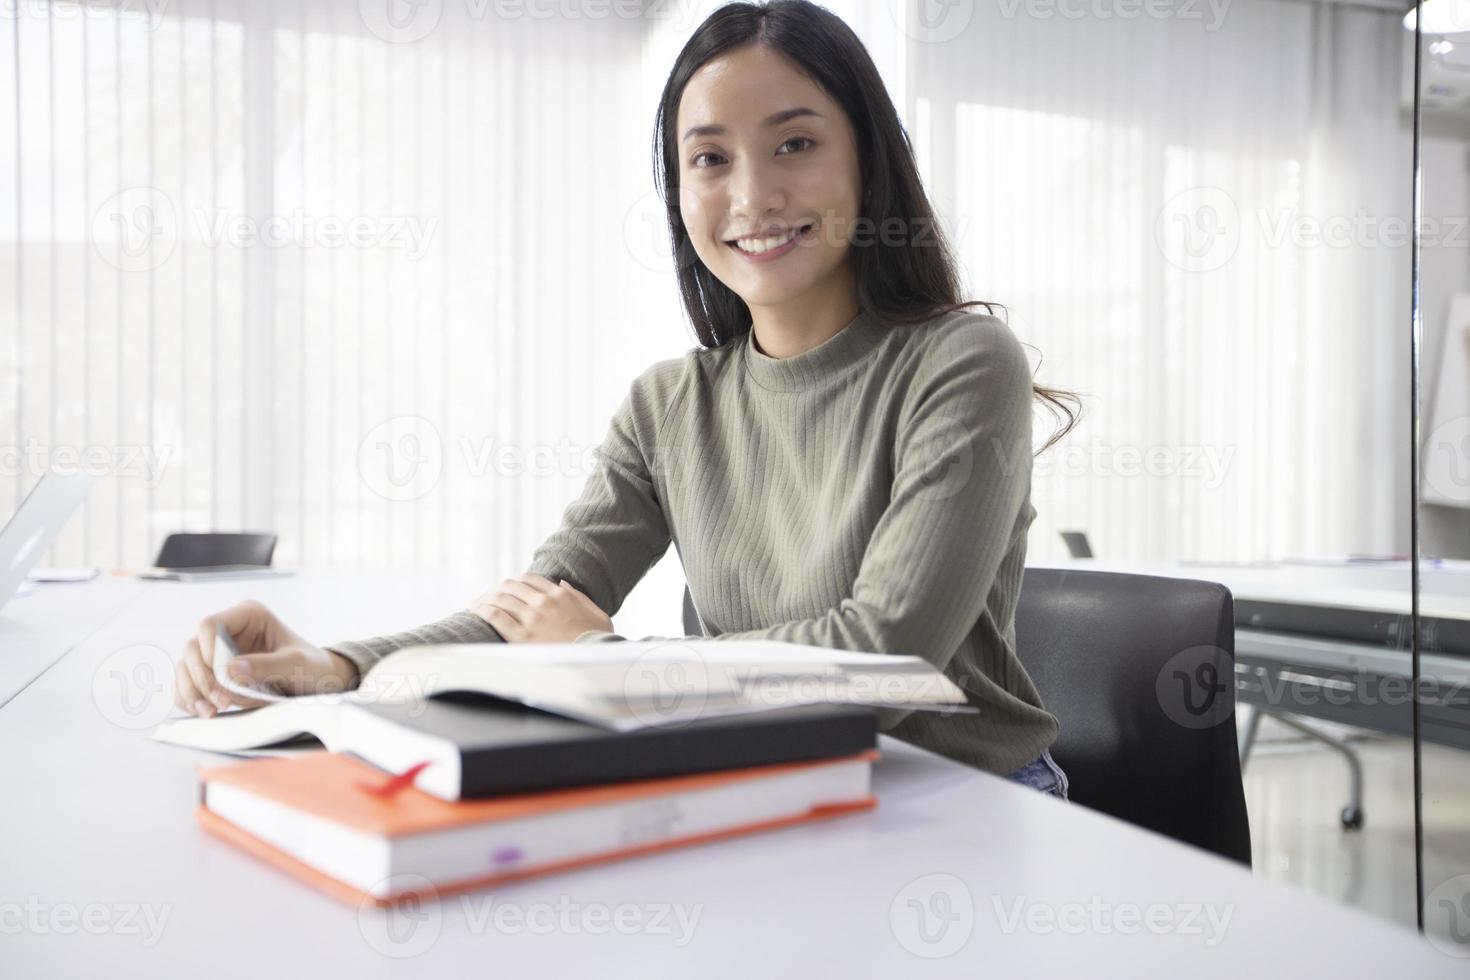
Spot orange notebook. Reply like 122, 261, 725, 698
197, 749, 878, 907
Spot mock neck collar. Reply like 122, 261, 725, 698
742, 306, 887, 392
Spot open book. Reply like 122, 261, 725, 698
152, 640, 968, 800
350, 639, 972, 727
162, 639, 971, 732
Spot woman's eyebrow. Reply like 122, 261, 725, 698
681, 107, 823, 143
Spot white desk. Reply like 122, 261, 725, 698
0, 573, 1460, 977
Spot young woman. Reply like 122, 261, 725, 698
170, 0, 1079, 799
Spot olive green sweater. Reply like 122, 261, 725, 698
328, 306, 1059, 775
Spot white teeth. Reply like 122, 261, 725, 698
734, 228, 801, 254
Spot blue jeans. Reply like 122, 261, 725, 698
1006, 748, 1070, 800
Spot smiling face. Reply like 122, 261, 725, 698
675, 44, 863, 316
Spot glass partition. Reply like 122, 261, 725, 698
1411, 0, 1470, 959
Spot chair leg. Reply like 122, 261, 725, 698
1263, 712, 1365, 831
1237, 703, 1263, 769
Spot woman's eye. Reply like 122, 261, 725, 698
692, 138, 812, 169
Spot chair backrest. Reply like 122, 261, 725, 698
1059, 530, 1094, 558
1014, 566, 1252, 865
154, 532, 276, 569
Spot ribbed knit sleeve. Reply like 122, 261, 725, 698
325, 360, 681, 680
573, 317, 1035, 734
326, 611, 501, 683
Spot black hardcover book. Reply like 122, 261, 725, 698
348, 694, 879, 800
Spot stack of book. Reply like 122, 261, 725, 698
154, 640, 971, 906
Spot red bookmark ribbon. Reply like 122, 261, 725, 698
355, 759, 433, 799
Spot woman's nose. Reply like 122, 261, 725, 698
727, 159, 786, 219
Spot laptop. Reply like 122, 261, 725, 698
0, 473, 94, 613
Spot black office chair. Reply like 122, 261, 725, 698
1014, 566, 1252, 865
1059, 530, 1094, 558
154, 532, 276, 569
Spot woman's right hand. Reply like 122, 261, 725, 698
172, 600, 360, 717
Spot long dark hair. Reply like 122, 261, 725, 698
652, 0, 1081, 451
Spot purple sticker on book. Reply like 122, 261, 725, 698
491, 846, 524, 865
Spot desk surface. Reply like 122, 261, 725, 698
0, 573, 1460, 977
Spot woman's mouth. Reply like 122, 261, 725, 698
726, 222, 816, 262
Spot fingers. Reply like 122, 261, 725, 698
217, 597, 269, 630
196, 618, 241, 715
470, 574, 596, 644
176, 636, 223, 717
495, 578, 539, 608
224, 651, 299, 700
518, 572, 559, 594
173, 654, 211, 718
480, 605, 523, 641
176, 600, 273, 718
477, 593, 524, 622
557, 580, 602, 612
524, 573, 598, 611
470, 594, 525, 641
511, 573, 597, 611
471, 579, 536, 625
203, 599, 270, 655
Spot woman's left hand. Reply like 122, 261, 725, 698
469, 572, 614, 643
